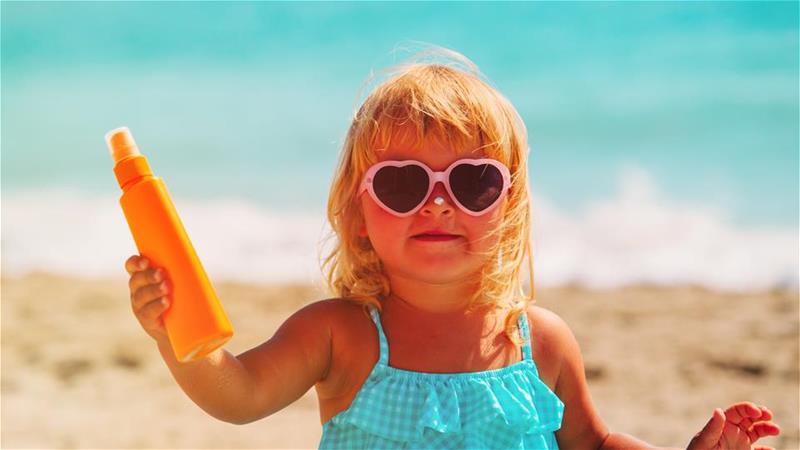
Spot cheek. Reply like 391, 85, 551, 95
463, 209, 505, 251
361, 196, 406, 243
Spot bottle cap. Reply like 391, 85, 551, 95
105, 127, 141, 163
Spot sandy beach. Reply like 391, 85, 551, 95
1, 272, 797, 449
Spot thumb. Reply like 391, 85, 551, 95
688, 408, 725, 450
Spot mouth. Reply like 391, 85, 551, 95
411, 233, 461, 242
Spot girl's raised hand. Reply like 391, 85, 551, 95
686, 402, 781, 450
125, 255, 171, 344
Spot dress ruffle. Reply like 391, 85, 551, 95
327, 360, 564, 444
320, 306, 564, 449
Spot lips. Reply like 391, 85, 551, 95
413, 234, 460, 242
411, 230, 461, 241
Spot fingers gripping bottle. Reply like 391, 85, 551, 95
106, 127, 233, 362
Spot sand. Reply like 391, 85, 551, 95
1, 272, 797, 449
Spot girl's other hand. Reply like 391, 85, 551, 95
125, 255, 171, 344
686, 402, 781, 450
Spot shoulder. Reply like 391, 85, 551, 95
524, 307, 609, 447
526, 304, 572, 348
525, 304, 575, 357
273, 298, 374, 365
523, 304, 580, 390
299, 298, 380, 400
284, 298, 375, 347
291, 297, 369, 320
285, 297, 373, 330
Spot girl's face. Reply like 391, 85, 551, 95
359, 127, 506, 285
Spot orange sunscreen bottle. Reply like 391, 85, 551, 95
106, 127, 233, 362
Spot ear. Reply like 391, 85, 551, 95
358, 223, 368, 237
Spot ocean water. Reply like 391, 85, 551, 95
2, 2, 798, 291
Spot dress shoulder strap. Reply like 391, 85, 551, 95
517, 309, 534, 361
367, 306, 390, 365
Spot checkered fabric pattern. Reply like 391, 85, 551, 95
319, 306, 565, 450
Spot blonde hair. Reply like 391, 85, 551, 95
322, 47, 535, 345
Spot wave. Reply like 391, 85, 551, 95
2, 169, 797, 292
531, 166, 797, 292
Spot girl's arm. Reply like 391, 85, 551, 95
599, 433, 676, 450
541, 307, 780, 450
538, 307, 613, 449
127, 255, 335, 425
157, 300, 335, 425
538, 307, 664, 448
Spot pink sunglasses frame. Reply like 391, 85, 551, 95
358, 158, 512, 217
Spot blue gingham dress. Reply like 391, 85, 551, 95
318, 306, 565, 449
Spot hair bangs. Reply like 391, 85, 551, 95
352, 63, 520, 164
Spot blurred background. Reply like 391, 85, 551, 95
2, 2, 797, 449
2, 1, 797, 290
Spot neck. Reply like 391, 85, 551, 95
384, 272, 491, 316
382, 273, 509, 347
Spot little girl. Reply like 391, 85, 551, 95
124, 48, 780, 449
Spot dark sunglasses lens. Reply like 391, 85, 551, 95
373, 165, 430, 213
450, 163, 504, 212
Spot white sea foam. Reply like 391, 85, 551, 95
0, 188, 329, 284
2, 167, 797, 292
531, 166, 798, 292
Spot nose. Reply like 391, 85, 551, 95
420, 182, 454, 217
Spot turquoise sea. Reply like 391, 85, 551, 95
2, 2, 797, 290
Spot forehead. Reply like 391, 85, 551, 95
372, 123, 485, 170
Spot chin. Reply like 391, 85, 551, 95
397, 263, 483, 285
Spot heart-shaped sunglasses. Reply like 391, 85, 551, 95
358, 158, 512, 217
